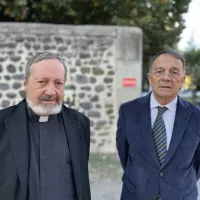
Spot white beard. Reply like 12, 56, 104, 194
26, 98, 62, 116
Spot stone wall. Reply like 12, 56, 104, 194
0, 23, 142, 152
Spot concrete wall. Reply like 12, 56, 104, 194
0, 23, 142, 152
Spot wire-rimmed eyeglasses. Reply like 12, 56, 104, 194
150, 69, 183, 79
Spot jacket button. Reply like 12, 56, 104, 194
160, 172, 164, 177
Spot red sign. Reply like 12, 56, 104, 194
123, 78, 136, 87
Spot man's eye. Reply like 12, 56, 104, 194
55, 82, 63, 86
171, 71, 179, 74
37, 81, 47, 85
156, 71, 163, 74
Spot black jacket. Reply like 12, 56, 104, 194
0, 99, 91, 200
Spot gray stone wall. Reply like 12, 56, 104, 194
0, 23, 142, 152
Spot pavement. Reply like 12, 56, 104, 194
91, 179, 121, 200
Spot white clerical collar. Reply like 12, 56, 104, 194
27, 106, 57, 123
39, 116, 49, 122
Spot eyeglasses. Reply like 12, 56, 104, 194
150, 69, 183, 79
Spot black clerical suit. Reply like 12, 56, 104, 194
0, 99, 91, 200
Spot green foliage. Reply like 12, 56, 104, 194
0, 0, 191, 90
0, 0, 28, 21
184, 48, 200, 90
111, 0, 191, 78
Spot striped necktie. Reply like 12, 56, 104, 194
152, 106, 168, 164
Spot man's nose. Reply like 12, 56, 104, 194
45, 83, 56, 95
162, 72, 171, 80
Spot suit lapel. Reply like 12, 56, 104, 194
4, 100, 29, 199
137, 94, 160, 167
161, 97, 191, 169
61, 106, 83, 200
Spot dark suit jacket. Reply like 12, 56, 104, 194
117, 94, 200, 200
0, 99, 91, 200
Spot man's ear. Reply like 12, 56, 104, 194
182, 75, 186, 86
179, 75, 185, 89
147, 72, 151, 85
23, 79, 27, 92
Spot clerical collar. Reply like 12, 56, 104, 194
27, 106, 57, 123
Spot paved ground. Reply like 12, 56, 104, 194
91, 179, 121, 200
89, 154, 122, 200
89, 153, 200, 200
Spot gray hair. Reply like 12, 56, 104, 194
25, 52, 67, 81
149, 49, 186, 71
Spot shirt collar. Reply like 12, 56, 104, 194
150, 93, 177, 112
26, 104, 58, 122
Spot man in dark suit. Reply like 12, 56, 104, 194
117, 49, 200, 200
0, 52, 91, 200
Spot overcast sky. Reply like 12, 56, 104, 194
178, 0, 200, 50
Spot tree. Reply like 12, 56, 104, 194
108, 0, 191, 90
182, 47, 200, 104
0, 0, 191, 90
184, 48, 200, 92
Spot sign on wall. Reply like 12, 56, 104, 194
122, 78, 136, 87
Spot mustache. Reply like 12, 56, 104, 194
39, 95, 58, 101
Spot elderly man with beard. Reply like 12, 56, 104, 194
0, 52, 91, 200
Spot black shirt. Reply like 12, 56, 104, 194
27, 108, 77, 200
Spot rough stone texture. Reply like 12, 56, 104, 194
7, 64, 16, 73
80, 102, 93, 110
10, 56, 21, 62
96, 120, 107, 126
105, 104, 113, 108
90, 77, 96, 83
79, 93, 85, 98
0, 23, 142, 153
104, 77, 113, 83
76, 75, 88, 84
70, 68, 76, 73
6, 92, 16, 98
93, 67, 104, 75
12, 74, 24, 80
80, 86, 91, 91
0, 83, 9, 90
4, 75, 11, 80
81, 67, 90, 74
96, 104, 101, 108
76, 60, 81, 66
108, 70, 114, 75
19, 90, 26, 98
80, 53, 90, 59
0, 57, 7, 62
1, 100, 10, 108
13, 82, 22, 89
91, 95, 99, 102
95, 85, 105, 93
88, 111, 101, 118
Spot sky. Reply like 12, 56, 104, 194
178, 0, 200, 50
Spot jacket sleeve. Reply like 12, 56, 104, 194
195, 142, 200, 180
84, 117, 90, 161
116, 104, 129, 170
